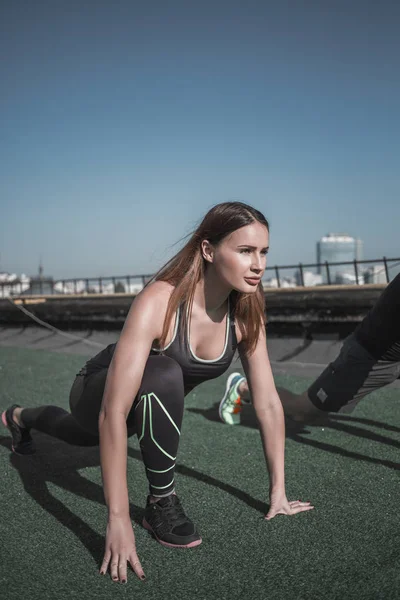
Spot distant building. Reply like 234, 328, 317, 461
295, 270, 323, 287
22, 260, 54, 295
263, 276, 295, 288
317, 234, 363, 283
0, 273, 31, 296
363, 265, 387, 284
24, 277, 54, 295
334, 272, 365, 285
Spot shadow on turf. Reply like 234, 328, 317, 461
0, 436, 119, 567
275, 338, 313, 362
187, 405, 400, 471
0, 326, 101, 352
0, 431, 268, 569
17, 329, 99, 352
0, 325, 29, 341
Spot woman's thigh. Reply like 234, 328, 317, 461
69, 370, 109, 436
70, 355, 185, 436
70, 369, 138, 437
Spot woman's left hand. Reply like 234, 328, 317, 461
265, 490, 314, 520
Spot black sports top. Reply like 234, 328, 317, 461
354, 273, 400, 361
80, 297, 238, 394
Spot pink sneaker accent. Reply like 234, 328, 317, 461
142, 518, 202, 548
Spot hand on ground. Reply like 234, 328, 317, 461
100, 515, 146, 583
265, 491, 314, 520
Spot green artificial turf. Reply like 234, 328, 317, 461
0, 345, 399, 600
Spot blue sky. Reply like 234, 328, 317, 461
1, 0, 399, 279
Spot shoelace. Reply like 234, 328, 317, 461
158, 500, 188, 527
227, 387, 241, 407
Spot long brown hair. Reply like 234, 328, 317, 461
150, 201, 269, 356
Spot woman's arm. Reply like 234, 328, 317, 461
98, 282, 171, 519
239, 329, 313, 519
239, 328, 285, 491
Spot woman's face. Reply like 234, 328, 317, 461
207, 222, 269, 293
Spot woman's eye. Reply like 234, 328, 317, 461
239, 248, 268, 256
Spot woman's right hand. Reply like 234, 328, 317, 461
100, 515, 146, 583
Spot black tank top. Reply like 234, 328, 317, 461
81, 298, 238, 394
150, 298, 237, 393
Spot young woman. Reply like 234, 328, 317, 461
2, 202, 313, 584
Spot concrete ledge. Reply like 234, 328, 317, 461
0, 284, 386, 332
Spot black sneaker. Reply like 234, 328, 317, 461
143, 494, 202, 548
1, 404, 35, 455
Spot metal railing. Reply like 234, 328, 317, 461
1, 257, 399, 297
268, 256, 399, 288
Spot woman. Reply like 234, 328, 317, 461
2, 202, 313, 584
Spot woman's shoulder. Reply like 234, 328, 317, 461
133, 280, 175, 313
122, 281, 176, 342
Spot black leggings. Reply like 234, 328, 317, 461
21, 355, 185, 497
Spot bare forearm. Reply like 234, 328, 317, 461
255, 398, 286, 491
99, 412, 130, 518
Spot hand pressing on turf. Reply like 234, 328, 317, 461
265, 489, 314, 520
100, 515, 146, 583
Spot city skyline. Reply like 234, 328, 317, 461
2, 231, 399, 283
1, 230, 400, 281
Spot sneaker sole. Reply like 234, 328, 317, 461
142, 518, 202, 548
1, 410, 16, 453
218, 372, 242, 423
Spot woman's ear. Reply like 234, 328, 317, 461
201, 240, 214, 263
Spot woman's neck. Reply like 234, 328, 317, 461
193, 270, 231, 315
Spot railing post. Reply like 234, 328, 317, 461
274, 266, 281, 288
74, 279, 77, 294
353, 260, 359, 285
85, 279, 89, 294
325, 261, 331, 285
127, 276, 131, 293
142, 275, 146, 287
298, 263, 305, 287
383, 257, 389, 283
112, 277, 116, 294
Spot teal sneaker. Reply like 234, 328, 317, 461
219, 373, 246, 425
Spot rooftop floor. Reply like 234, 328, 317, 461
0, 327, 399, 599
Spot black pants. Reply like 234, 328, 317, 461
308, 334, 400, 413
21, 355, 185, 497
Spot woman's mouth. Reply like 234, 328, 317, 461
244, 277, 261, 286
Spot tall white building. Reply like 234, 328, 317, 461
316, 234, 363, 284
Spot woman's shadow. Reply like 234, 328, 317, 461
3, 396, 397, 569
0, 434, 130, 568
0, 428, 268, 568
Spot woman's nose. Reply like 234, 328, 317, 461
251, 255, 263, 271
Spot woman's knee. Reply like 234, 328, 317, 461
141, 355, 184, 396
